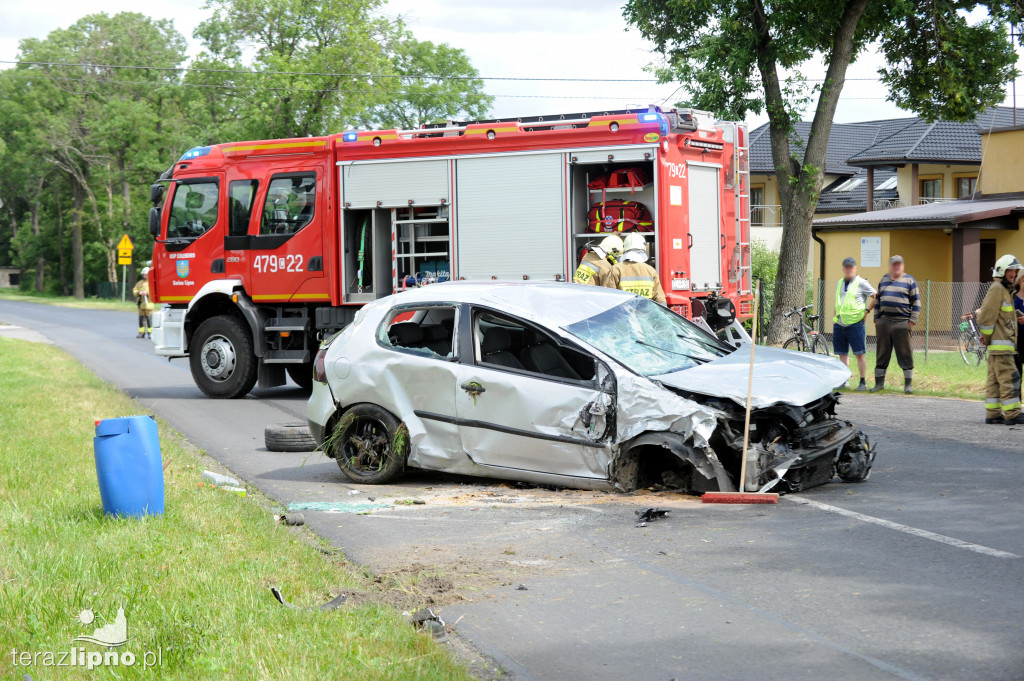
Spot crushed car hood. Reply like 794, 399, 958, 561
651, 346, 851, 409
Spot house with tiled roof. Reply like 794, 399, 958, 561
748, 107, 1016, 250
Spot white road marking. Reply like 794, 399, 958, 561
787, 495, 1020, 559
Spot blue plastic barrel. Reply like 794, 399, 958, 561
93, 416, 165, 517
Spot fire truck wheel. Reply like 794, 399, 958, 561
328, 404, 407, 485
189, 315, 258, 399
286, 364, 314, 391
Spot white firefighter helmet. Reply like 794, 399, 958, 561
140, 267, 151, 277
592, 235, 624, 261
620, 232, 649, 263
993, 254, 1024, 278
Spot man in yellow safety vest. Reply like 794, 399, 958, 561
607, 233, 666, 305
573, 235, 623, 287
978, 254, 1024, 424
832, 257, 876, 390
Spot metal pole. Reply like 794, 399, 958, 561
121, 265, 126, 303
925, 279, 931, 361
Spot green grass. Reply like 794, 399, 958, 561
0, 289, 138, 311
0, 337, 473, 680
837, 350, 985, 399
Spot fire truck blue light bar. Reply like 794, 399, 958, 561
342, 132, 358, 142
179, 146, 211, 161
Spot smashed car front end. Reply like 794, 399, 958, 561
694, 391, 876, 494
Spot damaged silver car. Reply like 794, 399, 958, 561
306, 282, 875, 494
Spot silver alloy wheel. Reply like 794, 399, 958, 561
200, 333, 237, 382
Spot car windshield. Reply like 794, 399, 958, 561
564, 297, 730, 376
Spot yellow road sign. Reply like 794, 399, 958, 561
118, 255, 132, 265
117, 234, 134, 251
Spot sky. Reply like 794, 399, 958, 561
1, 0, 1022, 131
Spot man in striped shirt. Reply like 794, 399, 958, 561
871, 255, 920, 394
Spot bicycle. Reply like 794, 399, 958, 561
957, 313, 987, 366
782, 305, 830, 355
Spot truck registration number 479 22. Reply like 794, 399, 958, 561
253, 254, 304, 273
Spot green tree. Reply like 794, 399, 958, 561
193, 0, 398, 139
2, 12, 190, 297
624, 0, 1020, 342
359, 36, 494, 129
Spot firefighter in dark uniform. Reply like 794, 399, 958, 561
978, 254, 1024, 424
573, 235, 623, 287
607, 233, 666, 305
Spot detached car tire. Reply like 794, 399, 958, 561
265, 423, 318, 452
328, 404, 407, 485
189, 315, 258, 399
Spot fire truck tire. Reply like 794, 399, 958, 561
189, 315, 259, 399
286, 364, 314, 391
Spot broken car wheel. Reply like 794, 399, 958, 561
265, 423, 318, 452
328, 404, 406, 485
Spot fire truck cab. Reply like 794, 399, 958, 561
147, 108, 752, 398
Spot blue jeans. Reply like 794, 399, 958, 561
833, 320, 866, 356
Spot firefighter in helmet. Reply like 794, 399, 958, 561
978, 254, 1024, 424
608, 233, 666, 305
132, 267, 155, 339
573, 235, 623, 287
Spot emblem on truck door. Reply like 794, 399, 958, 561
176, 260, 190, 278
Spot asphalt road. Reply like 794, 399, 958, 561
2, 299, 1023, 681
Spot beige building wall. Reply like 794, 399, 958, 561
978, 128, 1024, 194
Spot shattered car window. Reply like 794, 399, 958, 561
376, 305, 457, 360
564, 297, 730, 377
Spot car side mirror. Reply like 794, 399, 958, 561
149, 183, 165, 205
149, 206, 161, 237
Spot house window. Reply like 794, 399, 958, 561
919, 178, 942, 203
751, 186, 765, 226
956, 176, 978, 198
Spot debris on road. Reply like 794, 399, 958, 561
200, 470, 240, 487
635, 508, 670, 523
409, 608, 448, 641
275, 512, 305, 526
270, 586, 347, 611
286, 501, 389, 514
515, 584, 528, 591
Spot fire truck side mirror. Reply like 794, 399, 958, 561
149, 183, 165, 205
149, 206, 161, 237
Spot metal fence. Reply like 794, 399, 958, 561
782, 280, 989, 355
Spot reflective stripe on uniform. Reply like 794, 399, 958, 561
980, 324, 995, 335
1003, 399, 1022, 410
573, 259, 601, 284
1001, 305, 1014, 311
619, 275, 656, 299
991, 339, 1015, 347
986, 398, 1001, 407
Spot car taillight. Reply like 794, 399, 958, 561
313, 347, 328, 383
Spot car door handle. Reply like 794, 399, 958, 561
461, 382, 485, 395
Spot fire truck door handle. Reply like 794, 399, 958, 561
687, 234, 693, 249
720, 234, 726, 250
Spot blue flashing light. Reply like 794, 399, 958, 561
178, 146, 211, 161
639, 113, 660, 122
342, 131, 359, 142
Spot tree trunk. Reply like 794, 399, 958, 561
758, 0, 869, 343
56, 181, 68, 296
30, 175, 45, 292
72, 180, 85, 299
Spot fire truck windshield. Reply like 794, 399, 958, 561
167, 182, 219, 239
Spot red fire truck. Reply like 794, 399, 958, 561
147, 108, 753, 398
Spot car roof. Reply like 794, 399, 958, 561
382, 281, 637, 326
